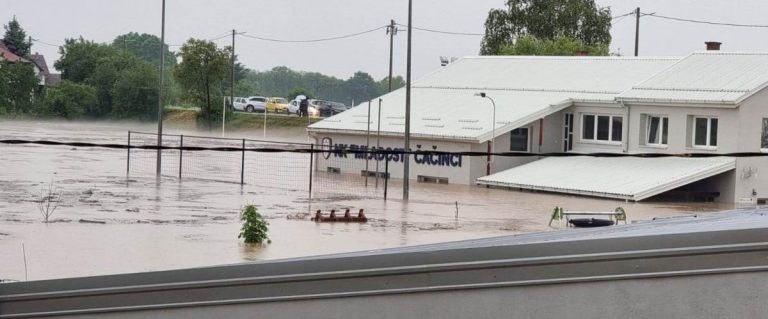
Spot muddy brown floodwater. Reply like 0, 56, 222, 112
0, 120, 738, 281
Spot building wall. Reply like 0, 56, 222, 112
733, 87, 768, 203
310, 133, 475, 184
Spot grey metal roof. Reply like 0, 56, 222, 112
475, 156, 736, 201
3, 209, 768, 319
617, 52, 768, 105
309, 56, 678, 142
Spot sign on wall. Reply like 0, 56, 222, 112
320, 137, 462, 168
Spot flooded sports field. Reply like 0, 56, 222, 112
0, 120, 736, 281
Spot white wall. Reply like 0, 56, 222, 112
311, 133, 475, 184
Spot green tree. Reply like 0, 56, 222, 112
3, 16, 31, 57
500, 35, 608, 56
55, 37, 117, 83
54, 37, 160, 119
238, 205, 270, 244
174, 38, 231, 130
0, 62, 39, 114
344, 71, 377, 104
376, 75, 405, 96
111, 62, 158, 120
41, 81, 97, 118
287, 87, 312, 101
480, 0, 612, 55
112, 32, 177, 69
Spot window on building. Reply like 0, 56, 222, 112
582, 114, 623, 142
692, 117, 718, 148
762, 118, 768, 150
510, 128, 529, 152
646, 115, 669, 146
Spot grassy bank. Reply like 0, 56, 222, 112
164, 107, 322, 131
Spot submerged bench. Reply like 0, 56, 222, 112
312, 209, 368, 223
549, 207, 627, 227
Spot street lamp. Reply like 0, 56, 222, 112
475, 92, 496, 175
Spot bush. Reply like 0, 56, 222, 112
238, 205, 270, 244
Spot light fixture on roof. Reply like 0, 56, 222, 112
440, 56, 458, 66
475, 92, 497, 176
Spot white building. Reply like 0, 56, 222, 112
308, 50, 768, 203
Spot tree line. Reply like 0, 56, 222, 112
0, 17, 404, 127
2, 0, 612, 123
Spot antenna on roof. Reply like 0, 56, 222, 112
440, 56, 450, 66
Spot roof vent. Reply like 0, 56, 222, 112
705, 41, 721, 51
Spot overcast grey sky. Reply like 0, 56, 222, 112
2, 0, 768, 80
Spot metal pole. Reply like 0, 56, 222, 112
634, 7, 640, 57
384, 157, 389, 201
375, 98, 382, 188
178, 135, 183, 179
226, 29, 235, 137
263, 108, 267, 139
309, 144, 314, 199
403, 0, 412, 201
488, 96, 496, 174
155, 0, 166, 177
387, 19, 397, 92
240, 139, 246, 185
126, 131, 131, 175
365, 100, 372, 187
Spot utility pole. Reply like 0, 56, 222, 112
403, 0, 412, 201
634, 7, 640, 57
156, 0, 166, 177
225, 29, 235, 136
386, 19, 398, 92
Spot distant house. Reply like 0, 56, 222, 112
29, 53, 60, 86
0, 41, 58, 86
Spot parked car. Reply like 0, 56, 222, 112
244, 96, 267, 113
232, 97, 248, 111
266, 97, 291, 113
311, 99, 348, 117
289, 99, 319, 116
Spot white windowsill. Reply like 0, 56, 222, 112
688, 145, 718, 151
640, 144, 668, 150
761, 148, 768, 153
580, 139, 622, 146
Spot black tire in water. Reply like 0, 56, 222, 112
568, 218, 615, 228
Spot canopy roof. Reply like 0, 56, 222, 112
476, 156, 736, 201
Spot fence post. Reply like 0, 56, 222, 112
178, 135, 183, 179
126, 131, 131, 176
241, 139, 246, 185
309, 144, 314, 199
384, 157, 389, 201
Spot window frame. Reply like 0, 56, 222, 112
581, 113, 623, 144
645, 115, 669, 147
691, 116, 718, 149
762, 118, 768, 152
509, 127, 530, 152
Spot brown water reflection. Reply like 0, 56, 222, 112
0, 120, 737, 281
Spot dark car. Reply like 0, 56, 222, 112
311, 99, 348, 117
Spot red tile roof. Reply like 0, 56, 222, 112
0, 41, 22, 62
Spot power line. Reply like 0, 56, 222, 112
239, 25, 387, 43
30, 38, 60, 47
644, 12, 768, 28
612, 11, 635, 20
395, 23, 483, 36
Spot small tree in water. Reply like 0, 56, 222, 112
238, 205, 269, 244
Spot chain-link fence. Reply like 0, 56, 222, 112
126, 131, 390, 199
